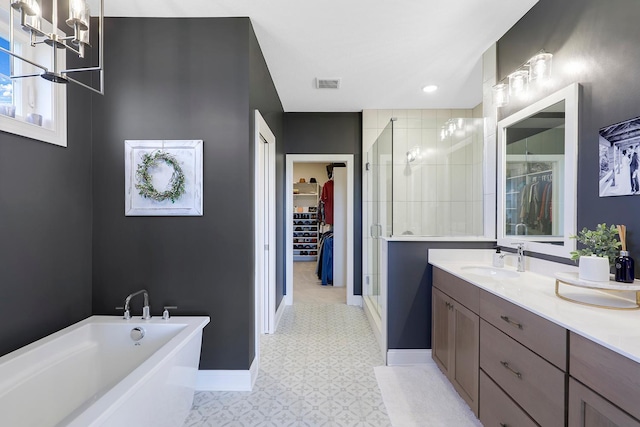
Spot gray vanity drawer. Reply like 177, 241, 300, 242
481, 320, 565, 427
433, 267, 479, 314
480, 370, 538, 427
570, 332, 640, 421
480, 289, 567, 369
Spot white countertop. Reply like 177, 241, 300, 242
383, 236, 496, 242
429, 249, 640, 364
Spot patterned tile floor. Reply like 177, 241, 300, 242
184, 302, 391, 426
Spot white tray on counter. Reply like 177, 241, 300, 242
554, 272, 640, 310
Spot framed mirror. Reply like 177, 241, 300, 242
497, 83, 580, 258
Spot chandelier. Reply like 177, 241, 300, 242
1, 0, 104, 94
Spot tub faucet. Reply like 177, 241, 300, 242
117, 289, 151, 320
499, 243, 526, 272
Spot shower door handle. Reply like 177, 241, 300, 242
370, 224, 383, 238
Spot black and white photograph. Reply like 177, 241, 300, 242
599, 116, 640, 197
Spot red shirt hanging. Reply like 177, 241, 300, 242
321, 180, 334, 225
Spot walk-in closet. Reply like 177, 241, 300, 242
291, 161, 348, 303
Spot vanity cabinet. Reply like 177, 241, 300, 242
569, 378, 640, 427
569, 332, 640, 426
479, 290, 568, 427
432, 268, 480, 415
432, 264, 640, 427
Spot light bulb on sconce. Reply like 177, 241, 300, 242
492, 83, 509, 107
508, 69, 529, 97
529, 52, 553, 83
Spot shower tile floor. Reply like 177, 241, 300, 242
184, 269, 391, 426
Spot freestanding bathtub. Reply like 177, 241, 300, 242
0, 315, 210, 427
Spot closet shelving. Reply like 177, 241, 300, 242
293, 182, 320, 262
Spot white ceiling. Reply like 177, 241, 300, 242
104, 0, 538, 112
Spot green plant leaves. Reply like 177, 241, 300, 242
570, 223, 621, 266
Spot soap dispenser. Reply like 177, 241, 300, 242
493, 247, 504, 268
615, 225, 635, 283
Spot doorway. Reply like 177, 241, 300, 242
254, 110, 276, 346
285, 154, 358, 306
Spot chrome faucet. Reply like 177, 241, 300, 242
499, 243, 526, 272
116, 289, 151, 320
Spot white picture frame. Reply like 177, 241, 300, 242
125, 140, 203, 216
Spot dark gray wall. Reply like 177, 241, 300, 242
0, 84, 93, 357
498, 0, 640, 262
91, 17, 282, 370
387, 241, 495, 349
283, 113, 363, 295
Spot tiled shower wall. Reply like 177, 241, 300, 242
363, 107, 484, 236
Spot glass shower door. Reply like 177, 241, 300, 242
364, 121, 393, 319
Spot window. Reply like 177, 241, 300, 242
0, 6, 67, 147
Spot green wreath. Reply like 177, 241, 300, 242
135, 151, 186, 203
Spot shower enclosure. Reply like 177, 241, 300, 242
363, 113, 485, 332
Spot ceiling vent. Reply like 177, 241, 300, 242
316, 78, 341, 89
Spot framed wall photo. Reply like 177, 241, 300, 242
125, 140, 203, 216
599, 116, 640, 197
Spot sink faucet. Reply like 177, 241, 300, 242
499, 243, 526, 272
117, 289, 151, 320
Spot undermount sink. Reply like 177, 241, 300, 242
460, 266, 520, 279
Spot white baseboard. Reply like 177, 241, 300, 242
196, 357, 259, 391
347, 294, 363, 307
274, 299, 286, 332
387, 349, 433, 366
285, 294, 293, 305
363, 297, 385, 362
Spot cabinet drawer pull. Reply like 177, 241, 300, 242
500, 315, 523, 329
500, 361, 522, 379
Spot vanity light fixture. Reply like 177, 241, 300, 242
1, 0, 104, 94
422, 85, 438, 93
492, 50, 553, 108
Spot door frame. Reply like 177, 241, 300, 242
285, 154, 359, 306
254, 110, 276, 347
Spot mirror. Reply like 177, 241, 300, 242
497, 83, 580, 258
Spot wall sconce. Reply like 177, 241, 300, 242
492, 50, 552, 108
1, 0, 105, 94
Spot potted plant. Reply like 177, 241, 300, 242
570, 223, 621, 282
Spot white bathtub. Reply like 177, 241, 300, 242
0, 315, 210, 427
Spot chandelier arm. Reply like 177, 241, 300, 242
9, 73, 43, 79
61, 66, 102, 73
0, 46, 48, 71
66, 75, 104, 95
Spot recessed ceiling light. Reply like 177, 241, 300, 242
422, 85, 438, 93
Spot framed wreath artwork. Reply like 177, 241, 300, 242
124, 140, 203, 216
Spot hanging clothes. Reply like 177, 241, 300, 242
320, 179, 335, 225
316, 231, 334, 286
